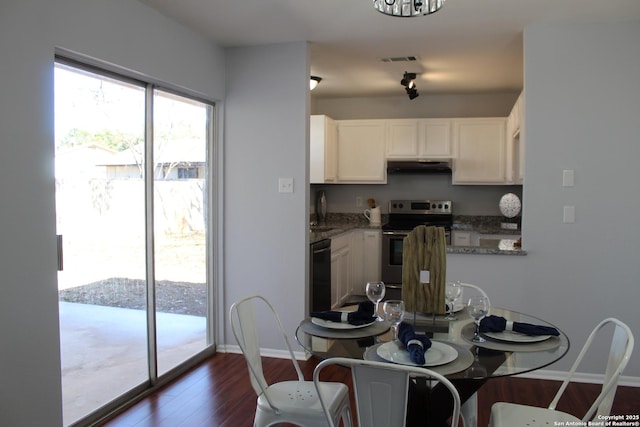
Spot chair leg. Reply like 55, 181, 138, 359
461, 392, 478, 427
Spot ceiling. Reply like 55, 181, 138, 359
140, 0, 640, 98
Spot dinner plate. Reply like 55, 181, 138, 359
483, 330, 551, 343
376, 340, 458, 367
311, 317, 375, 330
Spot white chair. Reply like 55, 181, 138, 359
457, 281, 491, 427
229, 295, 353, 427
314, 357, 461, 427
489, 317, 634, 427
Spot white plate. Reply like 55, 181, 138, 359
483, 330, 551, 343
376, 340, 458, 367
311, 317, 375, 330
451, 303, 464, 313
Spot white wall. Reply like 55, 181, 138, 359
518, 21, 640, 377
223, 42, 310, 350
0, 0, 225, 425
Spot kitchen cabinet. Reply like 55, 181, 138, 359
310, 115, 337, 183
387, 119, 452, 159
336, 120, 387, 183
452, 118, 507, 184
349, 229, 381, 297
331, 231, 352, 308
505, 92, 524, 184
362, 229, 382, 286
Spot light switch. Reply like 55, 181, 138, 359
278, 177, 294, 193
563, 205, 575, 223
562, 169, 575, 187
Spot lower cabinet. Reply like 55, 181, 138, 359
330, 229, 382, 307
331, 232, 352, 309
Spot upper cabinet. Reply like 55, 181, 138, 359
387, 119, 452, 159
310, 115, 337, 184
452, 118, 507, 184
505, 92, 525, 184
335, 120, 387, 183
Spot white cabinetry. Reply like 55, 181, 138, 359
336, 120, 387, 183
331, 232, 352, 309
506, 92, 524, 184
452, 118, 507, 184
310, 115, 337, 183
387, 119, 452, 159
362, 230, 382, 286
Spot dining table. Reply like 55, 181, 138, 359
296, 305, 570, 427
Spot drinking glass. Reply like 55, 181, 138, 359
365, 281, 386, 321
382, 299, 405, 341
467, 295, 490, 343
445, 281, 462, 320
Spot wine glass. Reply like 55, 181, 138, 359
467, 295, 490, 343
382, 299, 405, 341
365, 281, 386, 321
445, 281, 462, 320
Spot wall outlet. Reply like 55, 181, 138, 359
356, 196, 363, 208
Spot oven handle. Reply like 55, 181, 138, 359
382, 231, 409, 236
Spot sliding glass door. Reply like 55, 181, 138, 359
55, 61, 214, 425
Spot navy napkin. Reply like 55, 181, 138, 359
480, 315, 560, 336
397, 322, 432, 365
310, 301, 375, 325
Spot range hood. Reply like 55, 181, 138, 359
387, 160, 452, 174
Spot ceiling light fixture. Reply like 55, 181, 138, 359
373, 0, 445, 17
310, 76, 322, 90
400, 72, 419, 100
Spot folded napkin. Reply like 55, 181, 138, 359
397, 322, 432, 365
310, 301, 375, 325
480, 315, 560, 336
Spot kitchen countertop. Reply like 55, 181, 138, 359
309, 214, 526, 256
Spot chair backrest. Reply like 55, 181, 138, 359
458, 282, 491, 307
314, 357, 461, 427
229, 295, 305, 406
549, 318, 634, 421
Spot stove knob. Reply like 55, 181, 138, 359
431, 203, 436, 209
398, 203, 404, 209
438, 203, 443, 209
444, 203, 449, 210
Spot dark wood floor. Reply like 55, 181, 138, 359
102, 352, 639, 427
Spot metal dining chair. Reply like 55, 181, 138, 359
489, 317, 634, 426
314, 357, 461, 427
230, 295, 353, 427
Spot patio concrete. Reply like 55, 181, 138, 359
59, 302, 207, 425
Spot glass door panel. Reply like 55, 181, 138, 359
55, 63, 148, 425
152, 89, 209, 375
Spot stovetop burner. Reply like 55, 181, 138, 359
383, 199, 453, 231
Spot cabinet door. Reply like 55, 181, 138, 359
336, 120, 387, 183
387, 119, 420, 158
421, 119, 452, 158
331, 233, 351, 308
310, 115, 336, 183
452, 118, 507, 184
362, 230, 381, 286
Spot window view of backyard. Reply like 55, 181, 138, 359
55, 62, 212, 425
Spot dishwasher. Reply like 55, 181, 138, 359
310, 239, 331, 312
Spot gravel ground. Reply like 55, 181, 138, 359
59, 277, 206, 317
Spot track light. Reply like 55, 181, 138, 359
310, 76, 322, 90
400, 72, 419, 99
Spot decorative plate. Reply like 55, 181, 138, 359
483, 330, 551, 343
499, 193, 522, 218
376, 340, 458, 367
311, 317, 375, 330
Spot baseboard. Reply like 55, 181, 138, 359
516, 369, 640, 388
